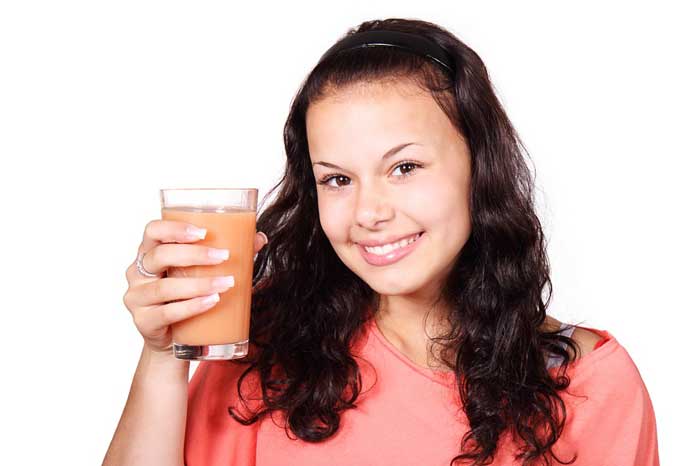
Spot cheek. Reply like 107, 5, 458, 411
408, 173, 471, 235
409, 174, 462, 217
318, 198, 350, 241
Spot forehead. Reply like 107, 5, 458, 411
306, 81, 448, 155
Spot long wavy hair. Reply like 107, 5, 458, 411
228, 18, 581, 466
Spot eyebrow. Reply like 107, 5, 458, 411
312, 142, 418, 170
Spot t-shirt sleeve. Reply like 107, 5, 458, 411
556, 341, 660, 466
184, 361, 262, 466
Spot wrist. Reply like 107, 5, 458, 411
141, 344, 190, 373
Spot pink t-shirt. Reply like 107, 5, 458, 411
185, 318, 659, 465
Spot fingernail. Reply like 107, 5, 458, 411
212, 275, 235, 289
201, 293, 220, 306
208, 248, 229, 261
260, 232, 268, 244
187, 227, 207, 240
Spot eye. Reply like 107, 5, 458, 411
390, 162, 420, 177
317, 174, 350, 190
317, 161, 423, 191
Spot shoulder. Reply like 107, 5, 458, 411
570, 327, 605, 359
185, 361, 261, 465
542, 315, 604, 361
188, 360, 263, 414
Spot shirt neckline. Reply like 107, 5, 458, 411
368, 317, 457, 387
366, 318, 619, 386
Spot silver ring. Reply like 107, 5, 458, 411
136, 251, 161, 278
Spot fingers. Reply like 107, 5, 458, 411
136, 243, 230, 280
133, 293, 223, 342
124, 218, 269, 353
126, 275, 235, 308
126, 219, 268, 293
127, 219, 210, 284
139, 219, 208, 256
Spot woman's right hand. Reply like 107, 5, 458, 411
122, 219, 269, 354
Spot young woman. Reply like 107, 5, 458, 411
105, 18, 659, 466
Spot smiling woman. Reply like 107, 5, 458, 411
307, 80, 471, 304
182, 18, 659, 466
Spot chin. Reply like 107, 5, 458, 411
358, 267, 428, 296
367, 282, 424, 297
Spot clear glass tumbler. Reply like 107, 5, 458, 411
160, 188, 258, 360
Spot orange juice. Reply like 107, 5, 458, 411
161, 206, 257, 350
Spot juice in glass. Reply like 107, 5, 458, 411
160, 188, 257, 360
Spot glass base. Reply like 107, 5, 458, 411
173, 340, 248, 361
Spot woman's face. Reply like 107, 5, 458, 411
306, 80, 472, 300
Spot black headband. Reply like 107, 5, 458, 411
318, 30, 456, 75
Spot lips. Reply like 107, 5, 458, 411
356, 231, 424, 248
357, 231, 425, 266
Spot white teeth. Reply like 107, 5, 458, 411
364, 233, 421, 255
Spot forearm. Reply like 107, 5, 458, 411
102, 345, 190, 466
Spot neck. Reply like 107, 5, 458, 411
376, 295, 447, 335
374, 293, 455, 370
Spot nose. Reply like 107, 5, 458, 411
354, 180, 394, 229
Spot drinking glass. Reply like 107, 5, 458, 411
160, 188, 258, 360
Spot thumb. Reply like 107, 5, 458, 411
254, 231, 268, 253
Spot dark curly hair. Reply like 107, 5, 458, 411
227, 18, 582, 466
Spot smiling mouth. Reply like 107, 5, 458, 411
360, 232, 424, 254
357, 231, 425, 266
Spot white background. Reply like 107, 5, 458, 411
1, 1, 695, 464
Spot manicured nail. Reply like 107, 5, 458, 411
212, 275, 235, 289
201, 293, 220, 306
260, 232, 268, 244
208, 248, 229, 261
187, 226, 207, 239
